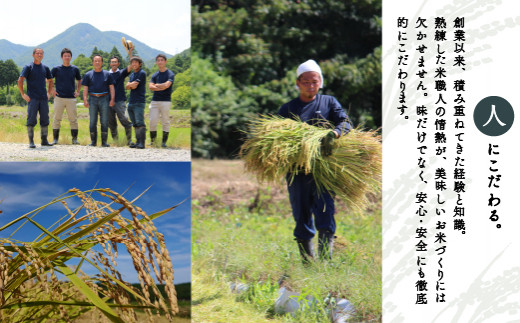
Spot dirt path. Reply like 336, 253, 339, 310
0, 142, 190, 161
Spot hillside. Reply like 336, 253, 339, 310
1, 23, 175, 68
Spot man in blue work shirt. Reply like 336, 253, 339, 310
82, 55, 115, 147
126, 56, 147, 149
17, 47, 54, 148
149, 54, 175, 147
108, 55, 133, 145
51, 48, 82, 145
278, 59, 350, 262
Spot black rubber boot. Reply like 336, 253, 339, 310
52, 129, 59, 145
71, 129, 79, 145
296, 239, 314, 264
318, 230, 335, 260
27, 126, 36, 148
89, 132, 97, 146
110, 129, 119, 142
136, 127, 146, 149
41, 126, 53, 146
149, 131, 157, 146
129, 127, 138, 148
101, 132, 110, 147
162, 131, 169, 148
125, 127, 134, 146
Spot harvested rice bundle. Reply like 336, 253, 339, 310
240, 115, 381, 211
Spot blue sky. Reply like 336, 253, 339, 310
0, 162, 191, 284
0, 0, 190, 55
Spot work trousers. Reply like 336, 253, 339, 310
88, 95, 109, 133
26, 99, 49, 127
53, 97, 78, 129
287, 173, 336, 241
149, 101, 171, 132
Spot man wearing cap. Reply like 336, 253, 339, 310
108, 55, 133, 145
51, 48, 82, 145
126, 56, 147, 149
82, 55, 115, 147
17, 47, 54, 148
148, 54, 175, 147
278, 59, 350, 262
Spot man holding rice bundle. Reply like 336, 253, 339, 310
278, 59, 350, 262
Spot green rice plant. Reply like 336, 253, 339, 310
239, 115, 382, 211
0, 188, 180, 322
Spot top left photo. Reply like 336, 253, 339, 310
0, 0, 191, 161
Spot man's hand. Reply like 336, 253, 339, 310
22, 94, 30, 103
109, 99, 115, 107
321, 130, 337, 156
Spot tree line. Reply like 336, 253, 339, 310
191, 0, 382, 158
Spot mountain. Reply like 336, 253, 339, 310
0, 40, 31, 61
2, 23, 173, 68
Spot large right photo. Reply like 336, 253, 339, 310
191, 1, 382, 322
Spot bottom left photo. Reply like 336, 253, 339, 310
0, 162, 191, 322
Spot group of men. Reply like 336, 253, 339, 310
17, 47, 175, 149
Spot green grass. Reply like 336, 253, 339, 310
192, 187, 382, 322
0, 104, 190, 149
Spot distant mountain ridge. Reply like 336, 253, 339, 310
0, 23, 173, 68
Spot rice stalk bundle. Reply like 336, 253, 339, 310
240, 115, 381, 211
0, 188, 182, 323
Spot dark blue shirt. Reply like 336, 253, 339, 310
51, 65, 81, 98
82, 70, 114, 94
109, 68, 130, 102
278, 94, 350, 135
151, 69, 175, 101
20, 62, 52, 100
129, 69, 146, 104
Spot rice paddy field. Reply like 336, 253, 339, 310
192, 159, 382, 322
0, 104, 190, 149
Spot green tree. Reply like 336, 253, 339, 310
72, 54, 93, 76
172, 85, 190, 109
0, 60, 20, 105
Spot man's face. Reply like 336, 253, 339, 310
131, 60, 141, 72
296, 71, 321, 100
110, 58, 120, 70
156, 57, 167, 69
62, 53, 72, 65
33, 49, 44, 62
93, 56, 103, 70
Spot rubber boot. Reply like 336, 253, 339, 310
27, 126, 36, 148
101, 132, 110, 147
40, 126, 53, 146
89, 132, 97, 146
149, 131, 157, 146
136, 127, 146, 149
71, 129, 79, 145
162, 131, 169, 148
296, 238, 314, 264
52, 129, 59, 145
318, 230, 335, 260
125, 127, 134, 146
110, 129, 119, 142
129, 127, 138, 148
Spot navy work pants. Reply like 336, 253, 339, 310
287, 173, 336, 241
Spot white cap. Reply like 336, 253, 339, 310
297, 59, 323, 88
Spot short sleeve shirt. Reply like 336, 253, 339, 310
82, 70, 114, 94
51, 65, 81, 98
151, 69, 175, 101
109, 68, 130, 102
128, 69, 146, 104
20, 62, 52, 100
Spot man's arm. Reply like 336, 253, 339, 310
150, 80, 172, 91
75, 79, 81, 98
17, 77, 30, 103
109, 84, 115, 107
47, 79, 53, 100
83, 85, 89, 108
126, 81, 139, 90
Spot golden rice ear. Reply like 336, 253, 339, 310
127, 40, 134, 50
121, 37, 128, 51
